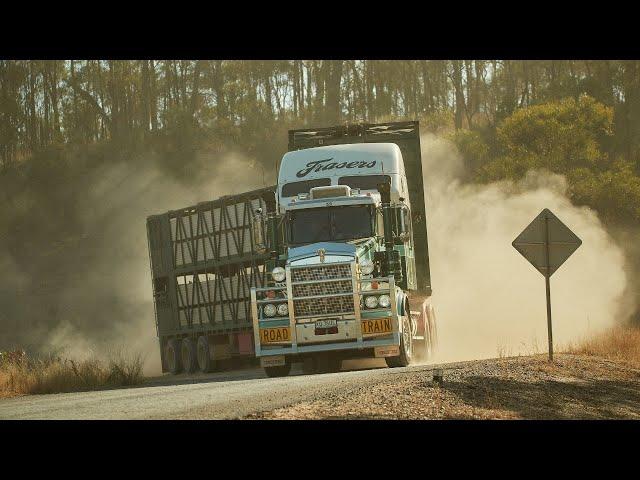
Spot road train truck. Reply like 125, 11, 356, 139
146, 121, 437, 376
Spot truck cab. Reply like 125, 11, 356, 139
251, 122, 436, 377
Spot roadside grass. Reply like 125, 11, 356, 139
0, 350, 145, 398
497, 336, 542, 359
565, 325, 640, 367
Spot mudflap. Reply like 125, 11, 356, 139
409, 294, 437, 362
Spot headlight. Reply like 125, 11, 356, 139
277, 303, 289, 317
271, 267, 286, 282
360, 259, 374, 275
378, 294, 391, 308
364, 295, 379, 309
263, 304, 277, 317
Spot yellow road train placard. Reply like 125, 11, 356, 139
361, 318, 392, 334
260, 327, 291, 344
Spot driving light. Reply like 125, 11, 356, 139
271, 267, 286, 282
277, 303, 289, 317
378, 294, 391, 308
360, 259, 374, 275
263, 304, 277, 317
364, 295, 379, 309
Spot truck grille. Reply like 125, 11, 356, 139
293, 279, 352, 298
291, 264, 352, 282
291, 263, 354, 318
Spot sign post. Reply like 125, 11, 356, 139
512, 209, 582, 362
544, 214, 553, 361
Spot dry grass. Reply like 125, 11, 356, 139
0, 350, 145, 398
565, 325, 640, 367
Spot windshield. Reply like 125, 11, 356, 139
289, 205, 374, 245
282, 178, 330, 197
338, 174, 390, 190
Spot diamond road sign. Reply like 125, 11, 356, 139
512, 208, 582, 277
512, 208, 582, 362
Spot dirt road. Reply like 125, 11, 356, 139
1, 354, 639, 419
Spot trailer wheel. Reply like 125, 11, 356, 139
386, 314, 412, 368
181, 338, 197, 374
264, 363, 291, 378
165, 338, 183, 374
196, 336, 214, 373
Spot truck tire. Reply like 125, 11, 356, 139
327, 355, 342, 373
313, 354, 342, 374
181, 338, 197, 374
165, 338, 183, 374
385, 315, 413, 368
264, 363, 291, 378
302, 358, 316, 375
429, 305, 438, 352
197, 336, 214, 373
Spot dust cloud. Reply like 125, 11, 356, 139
421, 134, 634, 363
1, 133, 634, 375
0, 150, 271, 375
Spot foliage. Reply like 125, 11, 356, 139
0, 349, 144, 397
496, 95, 613, 172
449, 128, 492, 173
3, 60, 640, 171
452, 95, 640, 224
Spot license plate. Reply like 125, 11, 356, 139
315, 318, 338, 329
260, 327, 291, 344
361, 318, 393, 334
375, 345, 399, 358
261, 355, 286, 367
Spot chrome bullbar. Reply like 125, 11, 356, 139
251, 260, 400, 357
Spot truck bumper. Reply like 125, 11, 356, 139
257, 333, 400, 357
259, 336, 400, 367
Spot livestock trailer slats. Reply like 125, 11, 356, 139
169, 197, 265, 267
147, 186, 276, 340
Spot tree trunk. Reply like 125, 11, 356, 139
211, 60, 227, 121
325, 60, 343, 124
450, 60, 466, 130
313, 60, 325, 123
141, 60, 150, 133
190, 60, 203, 122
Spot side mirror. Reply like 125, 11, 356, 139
252, 208, 267, 254
394, 205, 411, 243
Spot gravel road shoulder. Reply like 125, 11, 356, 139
246, 354, 640, 419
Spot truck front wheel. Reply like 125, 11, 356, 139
415, 302, 435, 362
264, 363, 292, 378
385, 315, 413, 368
308, 354, 342, 374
